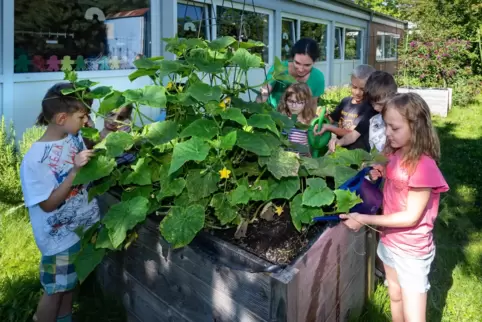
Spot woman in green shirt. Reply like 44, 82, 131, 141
259, 38, 325, 109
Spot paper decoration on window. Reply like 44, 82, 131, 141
85, 7, 106, 22
120, 56, 130, 69
86, 58, 99, 71
46, 56, 61, 72
61, 56, 74, 71
282, 32, 289, 40
75, 56, 86, 71
284, 44, 290, 53
14, 55, 30, 73
32, 55, 46, 72
109, 56, 120, 70
98, 56, 110, 70
184, 22, 196, 32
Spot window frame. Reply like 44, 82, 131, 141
281, 17, 297, 61
334, 24, 363, 61
177, 0, 212, 41
376, 31, 399, 62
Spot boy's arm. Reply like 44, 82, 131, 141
39, 150, 94, 212
335, 130, 360, 146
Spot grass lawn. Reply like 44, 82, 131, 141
1, 100, 481, 321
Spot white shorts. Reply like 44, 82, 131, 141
377, 241, 435, 293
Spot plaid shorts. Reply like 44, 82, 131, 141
39, 242, 80, 295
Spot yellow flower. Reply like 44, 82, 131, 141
223, 97, 231, 105
166, 81, 174, 91
274, 205, 284, 216
219, 167, 231, 179
178, 85, 184, 92
219, 101, 227, 111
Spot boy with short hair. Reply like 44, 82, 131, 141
328, 71, 398, 152
314, 64, 376, 151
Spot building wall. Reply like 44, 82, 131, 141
368, 21, 405, 75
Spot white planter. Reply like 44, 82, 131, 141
398, 87, 452, 117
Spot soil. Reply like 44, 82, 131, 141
213, 209, 330, 265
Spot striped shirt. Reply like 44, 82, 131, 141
283, 128, 310, 156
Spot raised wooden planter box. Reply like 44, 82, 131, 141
398, 87, 452, 117
96, 192, 368, 322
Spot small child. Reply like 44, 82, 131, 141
20, 83, 100, 322
100, 105, 133, 139
314, 64, 376, 151
340, 93, 449, 322
277, 83, 316, 153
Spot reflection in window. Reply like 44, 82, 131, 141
376, 34, 383, 59
300, 21, 327, 61
334, 27, 343, 59
217, 6, 269, 62
376, 32, 399, 60
281, 19, 296, 61
14, 1, 150, 73
345, 29, 361, 60
177, 3, 210, 40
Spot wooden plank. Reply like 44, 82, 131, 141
269, 267, 299, 322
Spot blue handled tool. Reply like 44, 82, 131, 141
313, 215, 341, 222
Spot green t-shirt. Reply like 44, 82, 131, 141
266, 60, 325, 109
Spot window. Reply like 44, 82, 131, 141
300, 21, 327, 61
334, 27, 344, 59
178, 2, 210, 40
216, 6, 269, 62
14, 0, 150, 73
376, 32, 399, 60
345, 29, 361, 60
281, 19, 297, 61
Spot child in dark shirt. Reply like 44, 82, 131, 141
313, 64, 376, 151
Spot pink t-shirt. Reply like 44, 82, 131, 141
381, 151, 449, 257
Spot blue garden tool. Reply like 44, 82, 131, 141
313, 167, 383, 222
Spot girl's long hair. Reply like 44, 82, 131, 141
382, 93, 440, 173
277, 83, 316, 123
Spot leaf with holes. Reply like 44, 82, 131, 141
247, 114, 279, 137
73, 155, 116, 185
169, 137, 211, 175
302, 178, 335, 207
144, 120, 178, 145
180, 119, 219, 140
334, 189, 362, 213
102, 196, 149, 248
160, 204, 205, 248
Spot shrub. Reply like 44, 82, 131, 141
319, 86, 351, 113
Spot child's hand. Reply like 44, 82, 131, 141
260, 84, 273, 96
369, 164, 385, 181
313, 124, 327, 136
73, 150, 94, 171
328, 138, 337, 152
339, 213, 363, 232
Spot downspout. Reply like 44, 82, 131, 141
366, 11, 374, 66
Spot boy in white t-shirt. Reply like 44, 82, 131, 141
20, 83, 99, 322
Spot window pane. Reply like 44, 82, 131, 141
388, 36, 398, 59
334, 27, 343, 59
281, 19, 296, 61
14, 0, 151, 73
345, 29, 361, 60
376, 35, 383, 59
384, 35, 392, 59
300, 21, 327, 61
217, 6, 269, 62
178, 3, 210, 40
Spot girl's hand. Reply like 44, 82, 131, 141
339, 213, 363, 232
328, 138, 337, 152
73, 150, 94, 171
313, 124, 327, 136
369, 164, 385, 181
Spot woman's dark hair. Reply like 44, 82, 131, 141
37, 83, 92, 126
290, 38, 320, 62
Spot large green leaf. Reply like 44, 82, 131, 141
208, 36, 237, 50
235, 131, 271, 156
259, 148, 300, 180
238, 40, 265, 49
250, 180, 270, 201
219, 131, 237, 150
128, 69, 157, 82
330, 147, 371, 167
134, 57, 161, 69
228, 184, 251, 205
210, 194, 237, 225
95, 227, 116, 250
74, 243, 106, 283
121, 186, 153, 202
334, 165, 358, 188
220, 108, 247, 126
160, 204, 205, 248
99, 90, 126, 115
186, 170, 220, 201
88, 176, 116, 202
169, 137, 211, 175
187, 83, 222, 103
234, 162, 261, 177
270, 111, 295, 130
124, 85, 167, 108
269, 177, 300, 200
104, 131, 134, 158
85, 86, 112, 99
334, 189, 362, 213
102, 196, 149, 248
301, 156, 338, 178
123, 158, 152, 186
231, 48, 262, 71
247, 114, 279, 136
144, 120, 178, 145
81, 127, 100, 143
157, 178, 186, 201
302, 178, 335, 207
290, 194, 321, 232
180, 119, 218, 140
73, 155, 116, 185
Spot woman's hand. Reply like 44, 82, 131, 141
260, 84, 273, 96
369, 164, 385, 181
339, 213, 363, 232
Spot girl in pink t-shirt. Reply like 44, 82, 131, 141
340, 93, 449, 322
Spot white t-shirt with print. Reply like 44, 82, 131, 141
20, 133, 100, 256
369, 114, 386, 152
